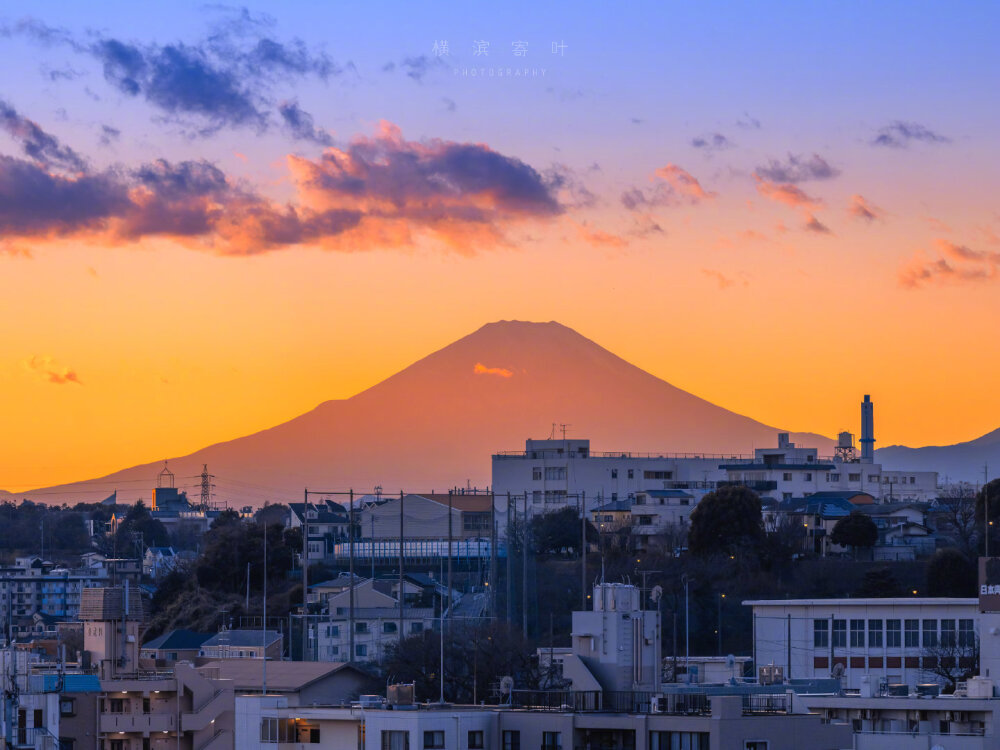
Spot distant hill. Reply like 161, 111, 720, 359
876, 428, 1000, 485
14, 320, 833, 505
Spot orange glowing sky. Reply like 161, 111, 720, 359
1, 1, 999, 492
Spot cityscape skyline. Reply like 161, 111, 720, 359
2, 1, 999, 491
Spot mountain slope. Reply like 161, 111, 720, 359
17, 320, 832, 505
876, 427, 1000, 484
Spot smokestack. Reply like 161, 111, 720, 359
860, 395, 875, 463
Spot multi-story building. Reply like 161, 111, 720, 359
0, 557, 110, 623
745, 597, 979, 691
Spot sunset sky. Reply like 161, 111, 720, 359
1, 1, 999, 492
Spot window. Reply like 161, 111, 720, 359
541, 732, 562, 750
383, 622, 398, 634
411, 622, 423, 633
261, 718, 296, 743
611, 469, 618, 479
650, 733, 709, 750
941, 619, 956, 647
813, 620, 829, 648
868, 619, 883, 648
922, 619, 938, 648
887, 620, 901, 648
905, 619, 919, 648
326, 625, 340, 637
849, 473, 861, 482
423, 731, 445, 749
959, 619, 975, 647
382, 731, 410, 750
502, 730, 520, 750
627, 469, 634, 480
638, 516, 653, 526
782, 473, 792, 482
644, 471, 672, 480
745, 743, 769, 750
59, 699, 75, 717
468, 731, 484, 749
356, 622, 368, 633
850, 619, 865, 648
544, 467, 566, 481
532, 468, 542, 481
828, 473, 840, 482
910, 476, 916, 484
805, 473, 812, 482
868, 475, 879, 483
832, 619, 846, 648
355, 644, 368, 657
58, 740, 73, 750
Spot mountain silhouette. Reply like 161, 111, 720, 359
876, 427, 1000, 485
14, 320, 834, 505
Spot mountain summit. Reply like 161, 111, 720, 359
19, 320, 831, 504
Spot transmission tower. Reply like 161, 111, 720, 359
200, 464, 216, 508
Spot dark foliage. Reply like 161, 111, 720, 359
926, 547, 977, 597
830, 512, 878, 551
687, 486, 764, 558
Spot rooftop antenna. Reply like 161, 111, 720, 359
549, 423, 557, 440
560, 424, 571, 440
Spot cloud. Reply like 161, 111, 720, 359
803, 213, 832, 234
872, 121, 950, 148
753, 175, 822, 210
736, 112, 761, 130
99, 124, 121, 146
622, 164, 715, 211
0, 98, 87, 171
23, 355, 82, 385
441, 97, 457, 113
755, 153, 839, 183
691, 132, 732, 153
391, 55, 447, 82
543, 164, 596, 209
0, 120, 562, 255
473, 362, 512, 378
278, 101, 333, 145
574, 222, 627, 248
848, 194, 883, 222
899, 239, 1000, 288
7, 18, 339, 135
702, 269, 739, 289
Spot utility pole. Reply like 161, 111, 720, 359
349, 489, 355, 664
581, 491, 587, 610
489, 493, 497, 620
399, 491, 405, 639
447, 491, 454, 619
506, 493, 513, 625
262, 525, 267, 693
522, 492, 529, 636
681, 574, 691, 678
302, 488, 308, 661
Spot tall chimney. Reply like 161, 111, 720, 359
860, 395, 875, 463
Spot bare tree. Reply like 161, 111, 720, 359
934, 491, 979, 560
921, 633, 979, 692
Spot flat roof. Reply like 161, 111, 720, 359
743, 598, 978, 607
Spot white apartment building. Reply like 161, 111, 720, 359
745, 598, 979, 691
492, 431, 939, 526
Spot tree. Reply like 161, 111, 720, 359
687, 486, 764, 558
975, 479, 1000, 553
830, 512, 878, 556
926, 548, 977, 597
531, 507, 589, 555
935, 490, 978, 560
922, 631, 979, 692
856, 566, 903, 597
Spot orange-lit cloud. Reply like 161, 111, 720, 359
753, 175, 822, 210
848, 194, 884, 222
803, 213, 832, 234
702, 269, 739, 289
622, 164, 715, 211
574, 221, 628, 248
654, 164, 716, 202
23, 355, 83, 385
899, 239, 1000, 288
0, 121, 564, 256
473, 362, 513, 378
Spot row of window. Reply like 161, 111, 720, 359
813, 618, 975, 649
260, 718, 320, 743
381, 730, 763, 750
323, 621, 424, 637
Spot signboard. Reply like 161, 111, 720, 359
979, 557, 1000, 612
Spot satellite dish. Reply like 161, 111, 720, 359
831, 662, 845, 678
499, 676, 514, 695
650, 585, 663, 603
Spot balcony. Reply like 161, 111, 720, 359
100, 712, 177, 733
507, 690, 710, 716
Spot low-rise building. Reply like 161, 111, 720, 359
199, 629, 283, 660
745, 597, 980, 691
